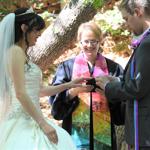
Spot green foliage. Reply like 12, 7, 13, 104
28, 0, 44, 9
93, 0, 104, 9
94, 5, 131, 53
83, 0, 104, 9
121, 30, 130, 36
0, 0, 60, 20
0, 9, 8, 16
95, 6, 128, 35
113, 39, 130, 52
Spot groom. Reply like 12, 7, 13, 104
96, 0, 150, 149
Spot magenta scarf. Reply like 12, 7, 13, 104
72, 52, 112, 146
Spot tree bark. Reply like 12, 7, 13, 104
28, 0, 101, 70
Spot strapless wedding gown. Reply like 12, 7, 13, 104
0, 62, 76, 150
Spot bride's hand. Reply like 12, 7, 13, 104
68, 77, 91, 88
40, 121, 58, 144
68, 78, 94, 98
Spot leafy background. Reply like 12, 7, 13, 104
0, 0, 131, 116
0, 0, 128, 133
0, 1, 128, 149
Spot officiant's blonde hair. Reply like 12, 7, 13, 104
77, 21, 102, 42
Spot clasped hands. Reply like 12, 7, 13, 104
68, 75, 118, 97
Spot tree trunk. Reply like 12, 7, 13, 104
28, 0, 104, 70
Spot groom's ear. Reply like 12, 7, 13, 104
134, 7, 143, 17
21, 24, 28, 33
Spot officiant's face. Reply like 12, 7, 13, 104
80, 29, 100, 61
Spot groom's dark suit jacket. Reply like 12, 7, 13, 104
105, 35, 150, 147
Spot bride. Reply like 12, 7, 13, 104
0, 7, 90, 150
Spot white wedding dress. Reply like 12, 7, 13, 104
0, 62, 76, 150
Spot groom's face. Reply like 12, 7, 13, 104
121, 8, 144, 36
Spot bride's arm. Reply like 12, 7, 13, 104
9, 46, 58, 144
40, 78, 85, 97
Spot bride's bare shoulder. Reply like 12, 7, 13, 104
8, 45, 26, 62
9, 45, 23, 52
9, 45, 26, 57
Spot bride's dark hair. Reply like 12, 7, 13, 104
14, 7, 45, 64
14, 7, 45, 46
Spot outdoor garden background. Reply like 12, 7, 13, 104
0, 0, 132, 149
